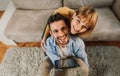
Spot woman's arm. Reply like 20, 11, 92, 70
42, 25, 50, 41
41, 25, 50, 51
53, 7, 75, 19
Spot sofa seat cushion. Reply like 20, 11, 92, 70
63, 0, 114, 9
84, 7, 120, 41
4, 9, 54, 42
13, 0, 62, 10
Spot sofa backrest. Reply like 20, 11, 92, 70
12, 0, 62, 10
63, 0, 114, 9
12, 0, 114, 10
112, 0, 120, 21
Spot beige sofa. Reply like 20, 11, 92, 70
4, 0, 120, 42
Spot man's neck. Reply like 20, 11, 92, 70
57, 43, 67, 48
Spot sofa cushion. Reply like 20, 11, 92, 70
12, 0, 62, 9
84, 7, 120, 41
112, 0, 120, 21
4, 8, 120, 42
63, 0, 114, 9
4, 9, 54, 42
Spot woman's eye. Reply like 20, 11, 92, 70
82, 26, 89, 30
77, 20, 80, 23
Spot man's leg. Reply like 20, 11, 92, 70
40, 57, 53, 76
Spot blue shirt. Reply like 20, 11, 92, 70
45, 35, 89, 69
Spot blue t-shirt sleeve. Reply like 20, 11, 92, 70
45, 37, 60, 68
74, 37, 89, 67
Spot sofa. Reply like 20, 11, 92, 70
4, 0, 120, 42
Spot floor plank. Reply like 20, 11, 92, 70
0, 11, 4, 18
0, 41, 10, 63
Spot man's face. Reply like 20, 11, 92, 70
50, 20, 69, 46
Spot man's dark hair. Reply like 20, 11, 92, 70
47, 13, 69, 27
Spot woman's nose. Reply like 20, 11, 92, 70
74, 23, 82, 31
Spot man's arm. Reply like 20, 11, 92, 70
45, 37, 78, 69
46, 46, 78, 69
74, 37, 89, 67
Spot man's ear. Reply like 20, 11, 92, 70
50, 31, 53, 36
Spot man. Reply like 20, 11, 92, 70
40, 13, 89, 76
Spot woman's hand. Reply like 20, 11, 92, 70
41, 39, 46, 52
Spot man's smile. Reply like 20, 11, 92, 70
58, 34, 68, 42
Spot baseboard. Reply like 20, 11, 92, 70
85, 41, 120, 48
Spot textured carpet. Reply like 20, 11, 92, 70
86, 46, 120, 76
0, 46, 120, 76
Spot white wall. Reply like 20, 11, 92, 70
0, 0, 11, 11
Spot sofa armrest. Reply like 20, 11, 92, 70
112, 0, 120, 21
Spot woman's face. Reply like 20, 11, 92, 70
71, 14, 89, 34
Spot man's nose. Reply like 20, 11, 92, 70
59, 30, 65, 37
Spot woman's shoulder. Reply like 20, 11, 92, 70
53, 6, 75, 19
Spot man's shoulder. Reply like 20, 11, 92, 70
70, 35, 83, 42
46, 36, 55, 45
69, 35, 84, 46
47, 36, 53, 40
46, 36, 54, 42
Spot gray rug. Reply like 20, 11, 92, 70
0, 46, 120, 76
86, 46, 120, 76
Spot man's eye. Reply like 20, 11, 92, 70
62, 27, 67, 31
53, 30, 58, 33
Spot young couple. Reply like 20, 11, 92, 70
40, 6, 98, 76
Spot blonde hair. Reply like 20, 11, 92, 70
76, 6, 98, 39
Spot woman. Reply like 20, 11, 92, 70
41, 6, 98, 51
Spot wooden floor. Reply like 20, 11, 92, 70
85, 41, 120, 48
0, 11, 5, 63
0, 42, 10, 63
0, 11, 4, 18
